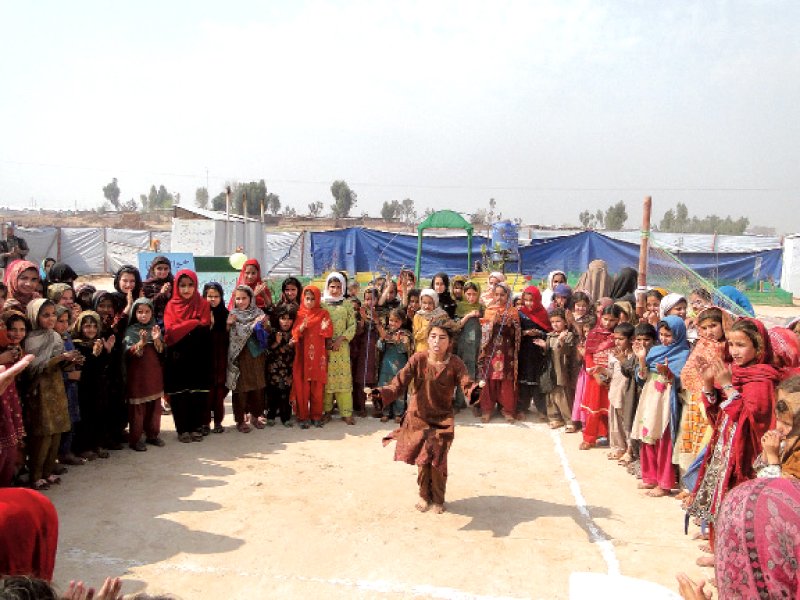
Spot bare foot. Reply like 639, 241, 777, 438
637, 482, 656, 489
430, 503, 445, 514
579, 441, 594, 450
646, 487, 668, 497
696, 555, 715, 567
692, 532, 710, 541
415, 500, 431, 513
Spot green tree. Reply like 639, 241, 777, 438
282, 205, 297, 217
330, 180, 357, 218
195, 187, 209, 209
265, 192, 281, 215
210, 191, 226, 211
308, 201, 324, 217
594, 209, 604, 229
102, 177, 121, 210
578, 210, 593, 228
139, 194, 148, 211
381, 199, 401, 220
400, 198, 416, 223
604, 201, 628, 230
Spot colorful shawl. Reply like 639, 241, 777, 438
714, 478, 800, 598
226, 286, 265, 390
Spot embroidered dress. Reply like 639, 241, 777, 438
323, 301, 356, 393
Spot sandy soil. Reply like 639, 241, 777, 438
45, 288, 797, 599
47, 408, 707, 600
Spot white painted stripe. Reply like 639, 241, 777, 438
548, 428, 621, 577
61, 548, 530, 600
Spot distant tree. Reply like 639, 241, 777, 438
195, 187, 209, 209
381, 200, 401, 220
604, 201, 628, 230
211, 191, 226, 211
578, 210, 594, 228
594, 209, 604, 229
282, 205, 297, 217
399, 198, 416, 223
658, 202, 749, 234
147, 185, 158, 210
139, 194, 148, 211
470, 209, 488, 226
422, 207, 435, 219
265, 192, 281, 215
330, 180, 357, 218
308, 201, 324, 217
102, 177, 121, 210
121, 198, 138, 212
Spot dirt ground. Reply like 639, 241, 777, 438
50, 412, 698, 600
45, 290, 798, 599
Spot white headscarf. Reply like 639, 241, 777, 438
323, 272, 346, 304
659, 292, 687, 319
542, 270, 567, 308
419, 288, 439, 308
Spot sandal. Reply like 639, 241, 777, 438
343, 416, 356, 425
579, 442, 594, 450
79, 450, 98, 461
32, 479, 50, 491
59, 453, 87, 466
282, 421, 293, 428
191, 431, 204, 442
480, 414, 491, 424
178, 432, 192, 443
564, 424, 577, 433
96, 448, 110, 459
607, 450, 625, 460
146, 437, 166, 447
212, 425, 225, 434
46, 474, 61, 485
236, 422, 252, 433
130, 441, 147, 452
549, 421, 565, 429
251, 416, 266, 430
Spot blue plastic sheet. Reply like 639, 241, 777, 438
310, 228, 782, 284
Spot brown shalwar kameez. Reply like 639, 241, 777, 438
380, 352, 478, 505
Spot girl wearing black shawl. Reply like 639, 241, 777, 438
609, 267, 638, 303
46, 263, 78, 295
277, 276, 303, 311
143, 256, 174, 325
202, 282, 229, 433
432, 273, 457, 319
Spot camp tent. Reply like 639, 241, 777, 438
415, 210, 473, 280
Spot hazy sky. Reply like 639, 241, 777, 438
1, 1, 798, 232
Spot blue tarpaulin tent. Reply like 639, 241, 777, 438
309, 228, 782, 284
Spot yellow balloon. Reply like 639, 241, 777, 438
229, 252, 248, 270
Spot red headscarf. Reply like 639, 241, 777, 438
768, 326, 800, 380
3, 260, 40, 310
0, 488, 59, 581
585, 319, 616, 356
519, 285, 551, 332
228, 259, 272, 309
164, 269, 211, 346
730, 318, 780, 388
292, 285, 329, 340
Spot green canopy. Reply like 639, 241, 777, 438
415, 210, 474, 280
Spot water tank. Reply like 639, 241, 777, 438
490, 221, 519, 255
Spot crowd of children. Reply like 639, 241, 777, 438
2, 255, 800, 572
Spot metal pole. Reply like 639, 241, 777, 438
636, 196, 652, 317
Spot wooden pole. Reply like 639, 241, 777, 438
636, 196, 652, 317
